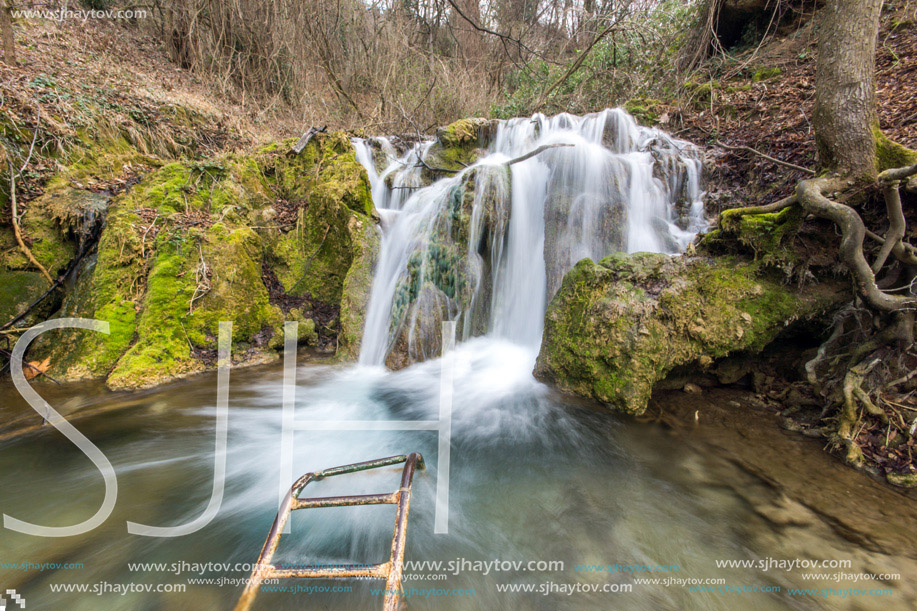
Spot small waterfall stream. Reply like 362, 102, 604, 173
353, 109, 705, 367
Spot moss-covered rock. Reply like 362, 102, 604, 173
703, 204, 804, 271
262, 132, 375, 305
534, 252, 843, 415
683, 80, 719, 108
424, 118, 496, 175
0, 271, 48, 322
624, 98, 664, 126
385, 282, 451, 370
30, 130, 378, 388
751, 67, 782, 83
381, 166, 503, 368
337, 215, 381, 359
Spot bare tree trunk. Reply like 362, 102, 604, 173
1, 0, 15, 65
813, 0, 884, 179
497, 0, 537, 32
450, 0, 483, 66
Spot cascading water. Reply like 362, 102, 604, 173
353, 109, 705, 368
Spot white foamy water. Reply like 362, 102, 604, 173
352, 109, 705, 366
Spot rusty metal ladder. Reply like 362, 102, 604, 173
234, 453, 425, 611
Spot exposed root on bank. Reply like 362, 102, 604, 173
734, 162, 917, 482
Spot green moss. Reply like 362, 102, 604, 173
683, 80, 719, 108
337, 216, 381, 359
61, 135, 156, 186
425, 118, 493, 171
288, 308, 319, 345
535, 253, 842, 415
717, 204, 803, 268
185, 225, 283, 348
624, 98, 664, 125
873, 125, 917, 172
45, 202, 146, 379
751, 67, 782, 83
262, 131, 375, 305
16, 214, 75, 276
0, 188, 111, 278
0, 271, 48, 322
29, 127, 380, 387
887, 472, 917, 487
437, 118, 489, 148
106, 238, 198, 389
266, 131, 373, 215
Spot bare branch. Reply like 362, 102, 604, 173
8, 164, 54, 285
878, 162, 917, 184
506, 143, 573, 165
715, 139, 815, 175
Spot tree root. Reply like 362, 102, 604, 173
796, 175, 916, 311
875, 163, 917, 269
721, 195, 797, 220
8, 167, 54, 285
729, 162, 917, 471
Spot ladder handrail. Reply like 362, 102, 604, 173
234, 453, 424, 611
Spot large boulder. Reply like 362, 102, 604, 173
534, 251, 844, 415
30, 131, 378, 389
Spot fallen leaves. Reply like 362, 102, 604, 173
24, 356, 50, 381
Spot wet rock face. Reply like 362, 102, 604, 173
543, 188, 627, 299
382, 165, 509, 369
422, 118, 499, 179
0, 187, 111, 326
368, 109, 706, 370
385, 282, 451, 370
534, 252, 845, 415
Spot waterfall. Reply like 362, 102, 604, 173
352, 109, 705, 368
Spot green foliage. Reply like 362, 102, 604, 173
490, 1, 702, 117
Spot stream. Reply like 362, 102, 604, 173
1, 343, 916, 610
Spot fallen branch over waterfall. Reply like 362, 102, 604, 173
416, 142, 574, 175
505, 143, 573, 166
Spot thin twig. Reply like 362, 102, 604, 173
505, 143, 574, 165
715, 139, 815, 175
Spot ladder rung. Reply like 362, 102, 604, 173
267, 562, 391, 580
292, 492, 400, 509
